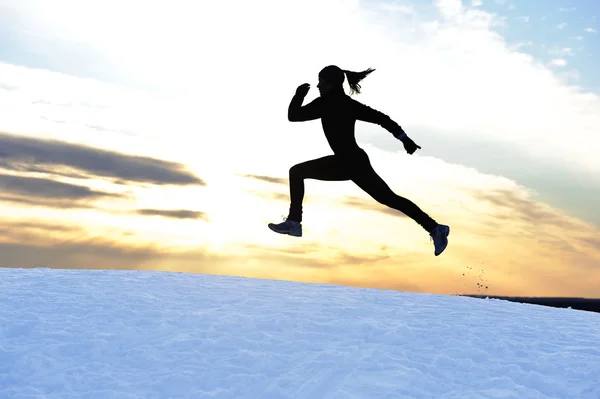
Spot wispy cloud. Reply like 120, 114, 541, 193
134, 209, 208, 220
580, 237, 600, 251
0, 132, 204, 186
548, 47, 574, 57
238, 174, 287, 185
0, 194, 96, 209
471, 188, 582, 231
0, 173, 126, 206
557, 22, 568, 29
0, 220, 82, 238
0, 235, 164, 270
557, 69, 581, 85
247, 190, 290, 203
379, 3, 415, 15
549, 59, 568, 67
585, 28, 597, 33
512, 40, 533, 49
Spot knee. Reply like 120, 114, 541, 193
289, 164, 303, 179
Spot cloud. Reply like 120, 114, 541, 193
0, 220, 83, 240
244, 242, 335, 269
337, 251, 392, 265
549, 59, 568, 67
246, 242, 323, 256
0, 218, 335, 278
349, 2, 600, 179
379, 3, 415, 15
471, 188, 582, 231
246, 190, 290, 203
134, 209, 208, 220
585, 28, 597, 33
0, 132, 204, 186
548, 47, 574, 57
0, 173, 125, 205
580, 237, 600, 251
510, 41, 533, 50
0, 238, 162, 270
0, 83, 18, 91
557, 22, 568, 29
435, 0, 464, 18
238, 174, 287, 185
244, 242, 392, 269
0, 194, 99, 209
0, 218, 226, 273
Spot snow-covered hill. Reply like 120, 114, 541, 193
1, 268, 599, 398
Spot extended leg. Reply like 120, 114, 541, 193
351, 161, 450, 255
351, 166, 437, 232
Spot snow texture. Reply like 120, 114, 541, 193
1, 268, 599, 399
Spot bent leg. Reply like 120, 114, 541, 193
288, 155, 351, 222
351, 163, 438, 233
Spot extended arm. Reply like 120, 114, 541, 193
355, 100, 421, 154
355, 101, 406, 139
288, 84, 322, 122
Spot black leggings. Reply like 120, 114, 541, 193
286, 151, 438, 233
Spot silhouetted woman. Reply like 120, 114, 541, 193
268, 65, 450, 256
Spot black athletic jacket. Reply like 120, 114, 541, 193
288, 90, 406, 155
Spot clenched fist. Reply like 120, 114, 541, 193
401, 136, 421, 155
295, 83, 310, 97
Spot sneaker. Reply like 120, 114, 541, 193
268, 218, 302, 237
430, 224, 450, 256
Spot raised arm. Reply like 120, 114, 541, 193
288, 83, 322, 122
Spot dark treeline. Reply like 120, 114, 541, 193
464, 296, 600, 314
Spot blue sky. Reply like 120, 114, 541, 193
359, 0, 600, 92
480, 0, 600, 92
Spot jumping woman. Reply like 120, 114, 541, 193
268, 65, 450, 256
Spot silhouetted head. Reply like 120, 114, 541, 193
317, 65, 375, 97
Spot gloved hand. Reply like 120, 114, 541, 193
399, 135, 421, 155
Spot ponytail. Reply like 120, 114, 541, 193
318, 65, 376, 95
342, 67, 375, 95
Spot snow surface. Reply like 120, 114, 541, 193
1, 268, 599, 399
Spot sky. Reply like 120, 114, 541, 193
0, 0, 599, 298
